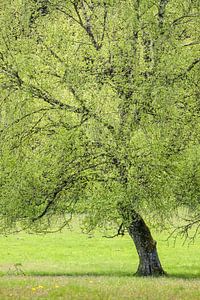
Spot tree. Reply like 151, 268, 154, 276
0, 0, 199, 276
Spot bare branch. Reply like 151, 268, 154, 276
172, 14, 200, 26
171, 58, 200, 82
103, 223, 125, 238
32, 160, 109, 221
183, 41, 200, 47
99, 3, 108, 47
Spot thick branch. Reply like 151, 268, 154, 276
158, 0, 169, 29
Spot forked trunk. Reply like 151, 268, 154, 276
128, 211, 165, 276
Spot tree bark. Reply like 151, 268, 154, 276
119, 203, 165, 276
128, 211, 165, 276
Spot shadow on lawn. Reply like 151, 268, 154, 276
15, 270, 200, 280
168, 273, 200, 280
28, 270, 135, 277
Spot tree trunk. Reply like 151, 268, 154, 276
128, 211, 165, 276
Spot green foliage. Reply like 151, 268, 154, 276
0, 0, 199, 233
176, 146, 200, 208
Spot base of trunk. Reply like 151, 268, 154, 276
135, 243, 166, 276
136, 269, 166, 277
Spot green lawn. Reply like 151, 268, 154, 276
0, 226, 200, 299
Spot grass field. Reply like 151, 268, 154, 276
0, 225, 200, 299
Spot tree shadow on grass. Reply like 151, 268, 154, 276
10, 270, 200, 280
167, 273, 200, 280
27, 270, 134, 278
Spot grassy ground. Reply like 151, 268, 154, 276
0, 226, 200, 299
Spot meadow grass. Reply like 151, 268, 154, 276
0, 225, 200, 299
